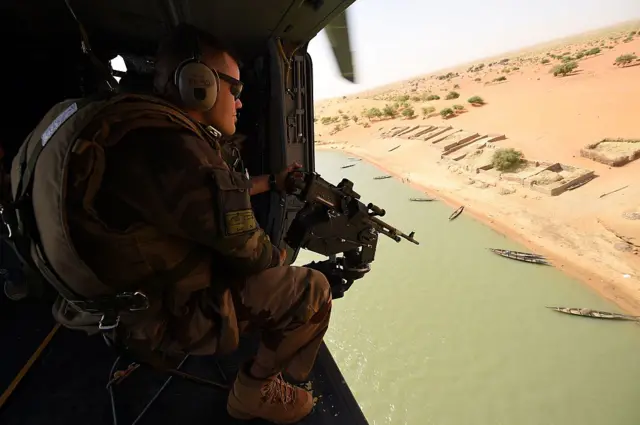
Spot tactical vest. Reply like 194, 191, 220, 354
2, 93, 222, 332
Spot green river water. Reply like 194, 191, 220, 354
294, 150, 640, 425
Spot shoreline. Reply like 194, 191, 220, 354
318, 144, 640, 316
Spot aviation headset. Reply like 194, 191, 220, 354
172, 27, 221, 111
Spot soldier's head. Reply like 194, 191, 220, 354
153, 24, 243, 135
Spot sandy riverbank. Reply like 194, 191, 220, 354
313, 22, 640, 315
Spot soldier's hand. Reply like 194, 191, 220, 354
275, 162, 303, 192
279, 248, 288, 266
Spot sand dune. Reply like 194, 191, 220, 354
314, 23, 640, 314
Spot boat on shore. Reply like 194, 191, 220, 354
546, 306, 640, 321
409, 197, 436, 202
489, 248, 551, 265
449, 206, 464, 221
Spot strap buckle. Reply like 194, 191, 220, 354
0, 203, 15, 238
99, 311, 120, 330
70, 291, 150, 331
123, 291, 150, 311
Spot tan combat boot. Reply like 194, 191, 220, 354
227, 366, 314, 424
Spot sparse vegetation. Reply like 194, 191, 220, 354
585, 47, 601, 56
474, 77, 482, 82
362, 107, 382, 120
467, 96, 484, 106
491, 148, 525, 172
321, 116, 340, 125
436, 72, 458, 81
551, 61, 578, 77
541, 58, 550, 64
330, 123, 347, 135
452, 104, 465, 111
615, 53, 638, 66
382, 104, 397, 118
426, 94, 440, 101
493, 76, 507, 82
440, 107, 455, 119
421, 106, 436, 117
445, 91, 460, 100
402, 107, 415, 118
468, 63, 485, 72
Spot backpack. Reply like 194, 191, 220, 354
1, 93, 214, 332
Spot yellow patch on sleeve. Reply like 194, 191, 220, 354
224, 209, 257, 235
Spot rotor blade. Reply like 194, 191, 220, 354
324, 10, 355, 83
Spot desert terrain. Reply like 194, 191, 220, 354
313, 22, 640, 314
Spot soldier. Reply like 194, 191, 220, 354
59, 24, 332, 423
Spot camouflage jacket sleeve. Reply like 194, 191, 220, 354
103, 127, 277, 275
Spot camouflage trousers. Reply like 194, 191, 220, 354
233, 265, 333, 380
138, 265, 333, 381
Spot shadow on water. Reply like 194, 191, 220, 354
295, 149, 640, 425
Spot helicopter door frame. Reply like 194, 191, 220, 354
263, 40, 316, 264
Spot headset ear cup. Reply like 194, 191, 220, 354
174, 60, 219, 111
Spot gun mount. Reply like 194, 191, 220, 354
284, 172, 419, 299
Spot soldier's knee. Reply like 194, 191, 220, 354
306, 267, 331, 303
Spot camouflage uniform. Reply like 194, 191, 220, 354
63, 98, 331, 422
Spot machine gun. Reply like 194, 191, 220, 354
284, 171, 419, 299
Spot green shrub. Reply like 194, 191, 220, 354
551, 61, 578, 76
421, 106, 436, 116
615, 54, 637, 66
491, 148, 525, 172
402, 107, 415, 118
445, 91, 460, 100
440, 108, 454, 119
382, 104, 397, 118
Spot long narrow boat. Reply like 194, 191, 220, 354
374, 175, 392, 180
489, 248, 551, 265
449, 206, 464, 221
546, 306, 640, 321
341, 164, 355, 169
565, 175, 595, 191
409, 197, 437, 202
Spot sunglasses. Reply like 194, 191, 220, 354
217, 72, 243, 100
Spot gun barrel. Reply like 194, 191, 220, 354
369, 216, 419, 245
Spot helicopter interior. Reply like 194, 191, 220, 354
0, 1, 367, 424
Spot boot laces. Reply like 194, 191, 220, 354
260, 373, 297, 407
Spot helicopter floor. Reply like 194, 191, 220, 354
1, 296, 367, 425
